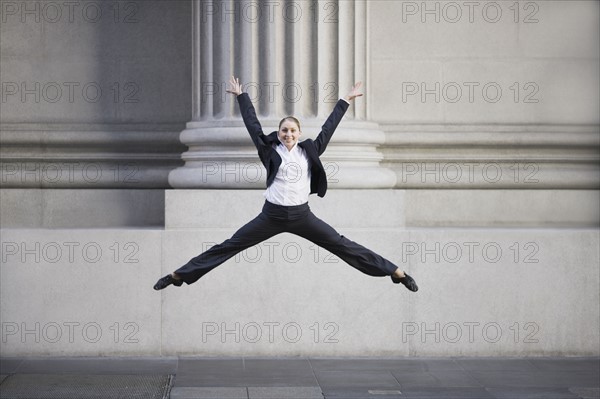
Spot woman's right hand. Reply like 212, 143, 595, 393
226, 75, 243, 96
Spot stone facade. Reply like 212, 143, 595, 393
1, 0, 598, 356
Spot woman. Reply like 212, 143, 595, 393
154, 76, 418, 292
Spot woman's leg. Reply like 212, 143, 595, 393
172, 212, 285, 285
288, 211, 417, 290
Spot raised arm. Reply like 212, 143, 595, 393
226, 75, 268, 153
314, 82, 363, 155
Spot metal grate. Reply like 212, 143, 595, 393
0, 374, 173, 399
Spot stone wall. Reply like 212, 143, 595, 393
1, 0, 598, 356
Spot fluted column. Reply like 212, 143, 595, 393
169, 0, 396, 188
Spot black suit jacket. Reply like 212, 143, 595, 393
237, 93, 349, 198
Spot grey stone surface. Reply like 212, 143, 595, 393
166, 189, 600, 230
175, 358, 318, 388
0, 0, 599, 363
311, 358, 429, 372
393, 370, 481, 388
310, 358, 465, 374
0, 126, 186, 189
15, 357, 178, 375
469, 370, 600, 388
381, 126, 600, 189
456, 358, 538, 372
0, 358, 23, 374
0, 189, 166, 228
0, 2, 191, 124
0, 373, 170, 399
406, 228, 599, 357
321, 388, 403, 398
314, 370, 401, 389
394, 387, 495, 398
529, 358, 600, 372
1, 0, 190, 189
1, 224, 598, 357
165, 190, 405, 229
569, 387, 600, 399
0, 189, 43, 227
0, 230, 163, 357
247, 386, 323, 398
404, 190, 600, 227
2, 226, 598, 358
370, 1, 599, 125
487, 387, 581, 399
0, 356, 598, 398
170, 387, 249, 399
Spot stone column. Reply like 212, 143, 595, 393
168, 0, 396, 189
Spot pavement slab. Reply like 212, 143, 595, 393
0, 356, 597, 399
0, 373, 171, 399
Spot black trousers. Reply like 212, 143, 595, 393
175, 201, 399, 284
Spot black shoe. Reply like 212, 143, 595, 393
153, 274, 183, 290
391, 273, 418, 292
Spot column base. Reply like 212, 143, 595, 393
168, 120, 397, 189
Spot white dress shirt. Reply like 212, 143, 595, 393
264, 139, 311, 206
264, 98, 349, 206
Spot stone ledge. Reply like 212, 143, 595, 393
404, 189, 600, 227
381, 124, 600, 189
0, 189, 166, 228
165, 189, 599, 229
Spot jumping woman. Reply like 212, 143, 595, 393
154, 76, 418, 292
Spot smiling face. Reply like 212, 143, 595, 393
278, 117, 301, 151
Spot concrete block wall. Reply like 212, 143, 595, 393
1, 190, 598, 356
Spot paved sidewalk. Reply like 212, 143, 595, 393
0, 356, 598, 399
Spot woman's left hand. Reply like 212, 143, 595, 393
345, 82, 363, 102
